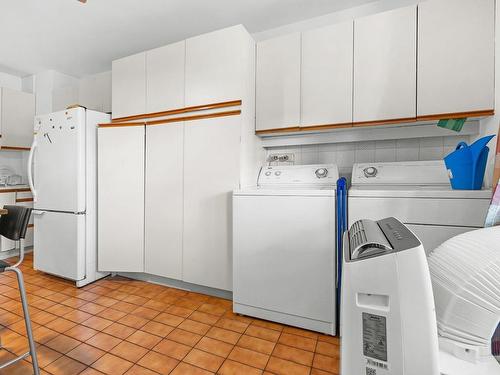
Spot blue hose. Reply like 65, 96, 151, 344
336, 177, 347, 332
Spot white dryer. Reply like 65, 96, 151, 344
349, 160, 491, 254
233, 164, 338, 334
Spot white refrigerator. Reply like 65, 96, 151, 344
28, 107, 110, 287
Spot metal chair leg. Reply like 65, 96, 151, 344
11, 267, 39, 375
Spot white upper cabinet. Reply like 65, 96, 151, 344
146, 42, 185, 113
353, 5, 417, 123
417, 0, 494, 117
145, 123, 184, 280
301, 22, 353, 127
112, 52, 146, 119
0, 88, 35, 148
98, 125, 145, 272
185, 25, 253, 107
256, 33, 301, 131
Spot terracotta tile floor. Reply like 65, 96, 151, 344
0, 254, 339, 374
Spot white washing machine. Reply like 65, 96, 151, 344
349, 160, 491, 254
233, 164, 339, 334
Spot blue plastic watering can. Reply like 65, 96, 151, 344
444, 135, 495, 190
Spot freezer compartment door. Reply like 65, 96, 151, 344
34, 210, 85, 281
33, 108, 86, 212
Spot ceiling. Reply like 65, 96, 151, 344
0, 0, 376, 78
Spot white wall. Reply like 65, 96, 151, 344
0, 72, 22, 91
79, 71, 112, 113
267, 135, 470, 178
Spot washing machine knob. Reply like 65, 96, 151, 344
363, 167, 378, 177
315, 168, 328, 178
265, 171, 272, 176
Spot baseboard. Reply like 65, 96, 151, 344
0, 246, 33, 260
117, 272, 233, 300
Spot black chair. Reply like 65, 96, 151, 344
0, 205, 39, 374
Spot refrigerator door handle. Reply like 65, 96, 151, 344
28, 139, 37, 202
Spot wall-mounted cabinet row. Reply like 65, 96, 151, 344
112, 25, 254, 119
256, 0, 494, 132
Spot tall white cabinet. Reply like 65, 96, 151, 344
98, 125, 145, 272
144, 123, 184, 280
100, 25, 259, 291
183, 116, 242, 290
353, 5, 417, 123
417, 0, 494, 117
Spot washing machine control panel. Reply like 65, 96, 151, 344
258, 164, 339, 188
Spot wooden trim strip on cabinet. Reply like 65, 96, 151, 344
256, 126, 301, 135
98, 121, 145, 128
300, 122, 353, 131
352, 117, 417, 128
147, 110, 242, 126
16, 198, 33, 203
416, 109, 494, 121
2, 146, 30, 151
111, 100, 242, 123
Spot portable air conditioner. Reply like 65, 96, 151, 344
341, 218, 500, 375
341, 217, 440, 375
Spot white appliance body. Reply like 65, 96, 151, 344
341, 217, 440, 375
428, 227, 500, 375
349, 160, 491, 254
233, 164, 338, 334
30, 108, 109, 286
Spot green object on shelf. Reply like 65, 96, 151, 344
437, 118, 467, 132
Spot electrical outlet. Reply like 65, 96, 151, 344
268, 153, 295, 164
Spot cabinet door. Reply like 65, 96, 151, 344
145, 123, 183, 279
183, 116, 240, 291
1, 88, 35, 148
301, 22, 353, 127
353, 6, 417, 123
417, 0, 494, 116
112, 52, 146, 119
256, 33, 301, 131
0, 192, 16, 252
185, 25, 252, 107
146, 42, 185, 113
15, 191, 34, 249
98, 126, 145, 272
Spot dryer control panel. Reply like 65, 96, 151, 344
351, 160, 449, 186
258, 164, 339, 188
